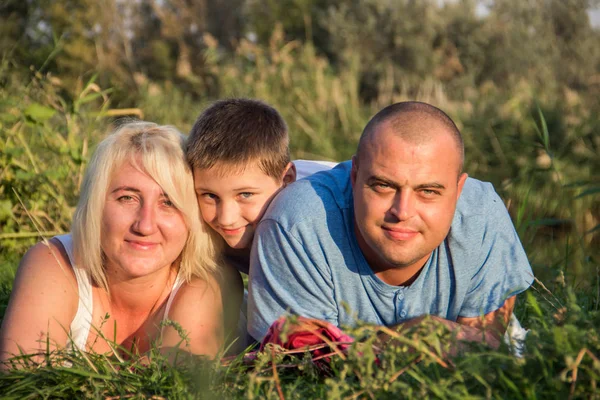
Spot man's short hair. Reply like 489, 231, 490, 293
357, 101, 464, 174
186, 98, 290, 180
72, 121, 222, 292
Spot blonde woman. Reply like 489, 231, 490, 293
0, 121, 242, 365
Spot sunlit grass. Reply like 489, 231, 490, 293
0, 35, 598, 397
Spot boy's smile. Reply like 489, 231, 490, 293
193, 162, 294, 250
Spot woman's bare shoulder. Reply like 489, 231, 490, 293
0, 238, 79, 360
17, 238, 77, 284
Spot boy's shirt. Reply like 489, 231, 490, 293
224, 159, 337, 275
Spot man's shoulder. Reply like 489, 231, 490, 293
449, 176, 507, 246
456, 176, 503, 217
264, 161, 353, 226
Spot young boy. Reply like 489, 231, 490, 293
186, 98, 336, 275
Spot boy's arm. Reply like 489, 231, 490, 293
247, 219, 337, 341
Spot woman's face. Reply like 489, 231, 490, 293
101, 161, 189, 281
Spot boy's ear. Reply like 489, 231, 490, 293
282, 162, 296, 186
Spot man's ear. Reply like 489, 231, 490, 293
456, 172, 468, 200
351, 155, 358, 189
282, 162, 296, 186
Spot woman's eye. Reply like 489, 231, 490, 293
117, 195, 135, 202
202, 193, 218, 201
163, 199, 175, 207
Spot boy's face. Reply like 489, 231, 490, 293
193, 162, 295, 250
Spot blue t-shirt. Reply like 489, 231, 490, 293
248, 161, 534, 340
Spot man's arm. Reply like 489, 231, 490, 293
450, 181, 533, 335
379, 296, 515, 354
393, 180, 531, 352
248, 218, 338, 341
456, 295, 516, 347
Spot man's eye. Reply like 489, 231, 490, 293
201, 193, 218, 200
370, 182, 393, 192
421, 189, 440, 197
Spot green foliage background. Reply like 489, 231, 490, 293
0, 0, 599, 397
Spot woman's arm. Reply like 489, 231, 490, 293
0, 239, 79, 367
159, 274, 225, 359
160, 264, 244, 360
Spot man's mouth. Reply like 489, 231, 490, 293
382, 226, 419, 241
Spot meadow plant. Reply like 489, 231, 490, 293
0, 33, 598, 398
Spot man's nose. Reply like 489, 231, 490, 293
389, 189, 415, 221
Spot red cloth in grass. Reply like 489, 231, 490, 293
260, 316, 354, 358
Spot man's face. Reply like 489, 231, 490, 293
351, 123, 467, 284
193, 162, 293, 250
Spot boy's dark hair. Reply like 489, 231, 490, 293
186, 98, 290, 180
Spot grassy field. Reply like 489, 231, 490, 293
0, 39, 599, 397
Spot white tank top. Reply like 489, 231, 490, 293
55, 234, 185, 351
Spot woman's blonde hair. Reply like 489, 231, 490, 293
71, 121, 222, 290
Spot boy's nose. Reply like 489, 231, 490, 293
218, 201, 240, 226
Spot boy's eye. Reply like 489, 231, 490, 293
201, 193, 218, 201
238, 192, 254, 199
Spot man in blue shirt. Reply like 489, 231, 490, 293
248, 101, 533, 347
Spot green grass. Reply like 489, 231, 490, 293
0, 37, 599, 397
1, 287, 599, 398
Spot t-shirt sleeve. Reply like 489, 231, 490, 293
458, 186, 534, 318
247, 218, 337, 341
293, 159, 338, 180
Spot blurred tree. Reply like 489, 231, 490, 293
482, 0, 559, 91
322, 0, 445, 101
546, 0, 600, 91
21, 0, 138, 99
131, 0, 244, 94
0, 0, 31, 66
244, 0, 335, 57
438, 0, 488, 92
130, 2, 173, 81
